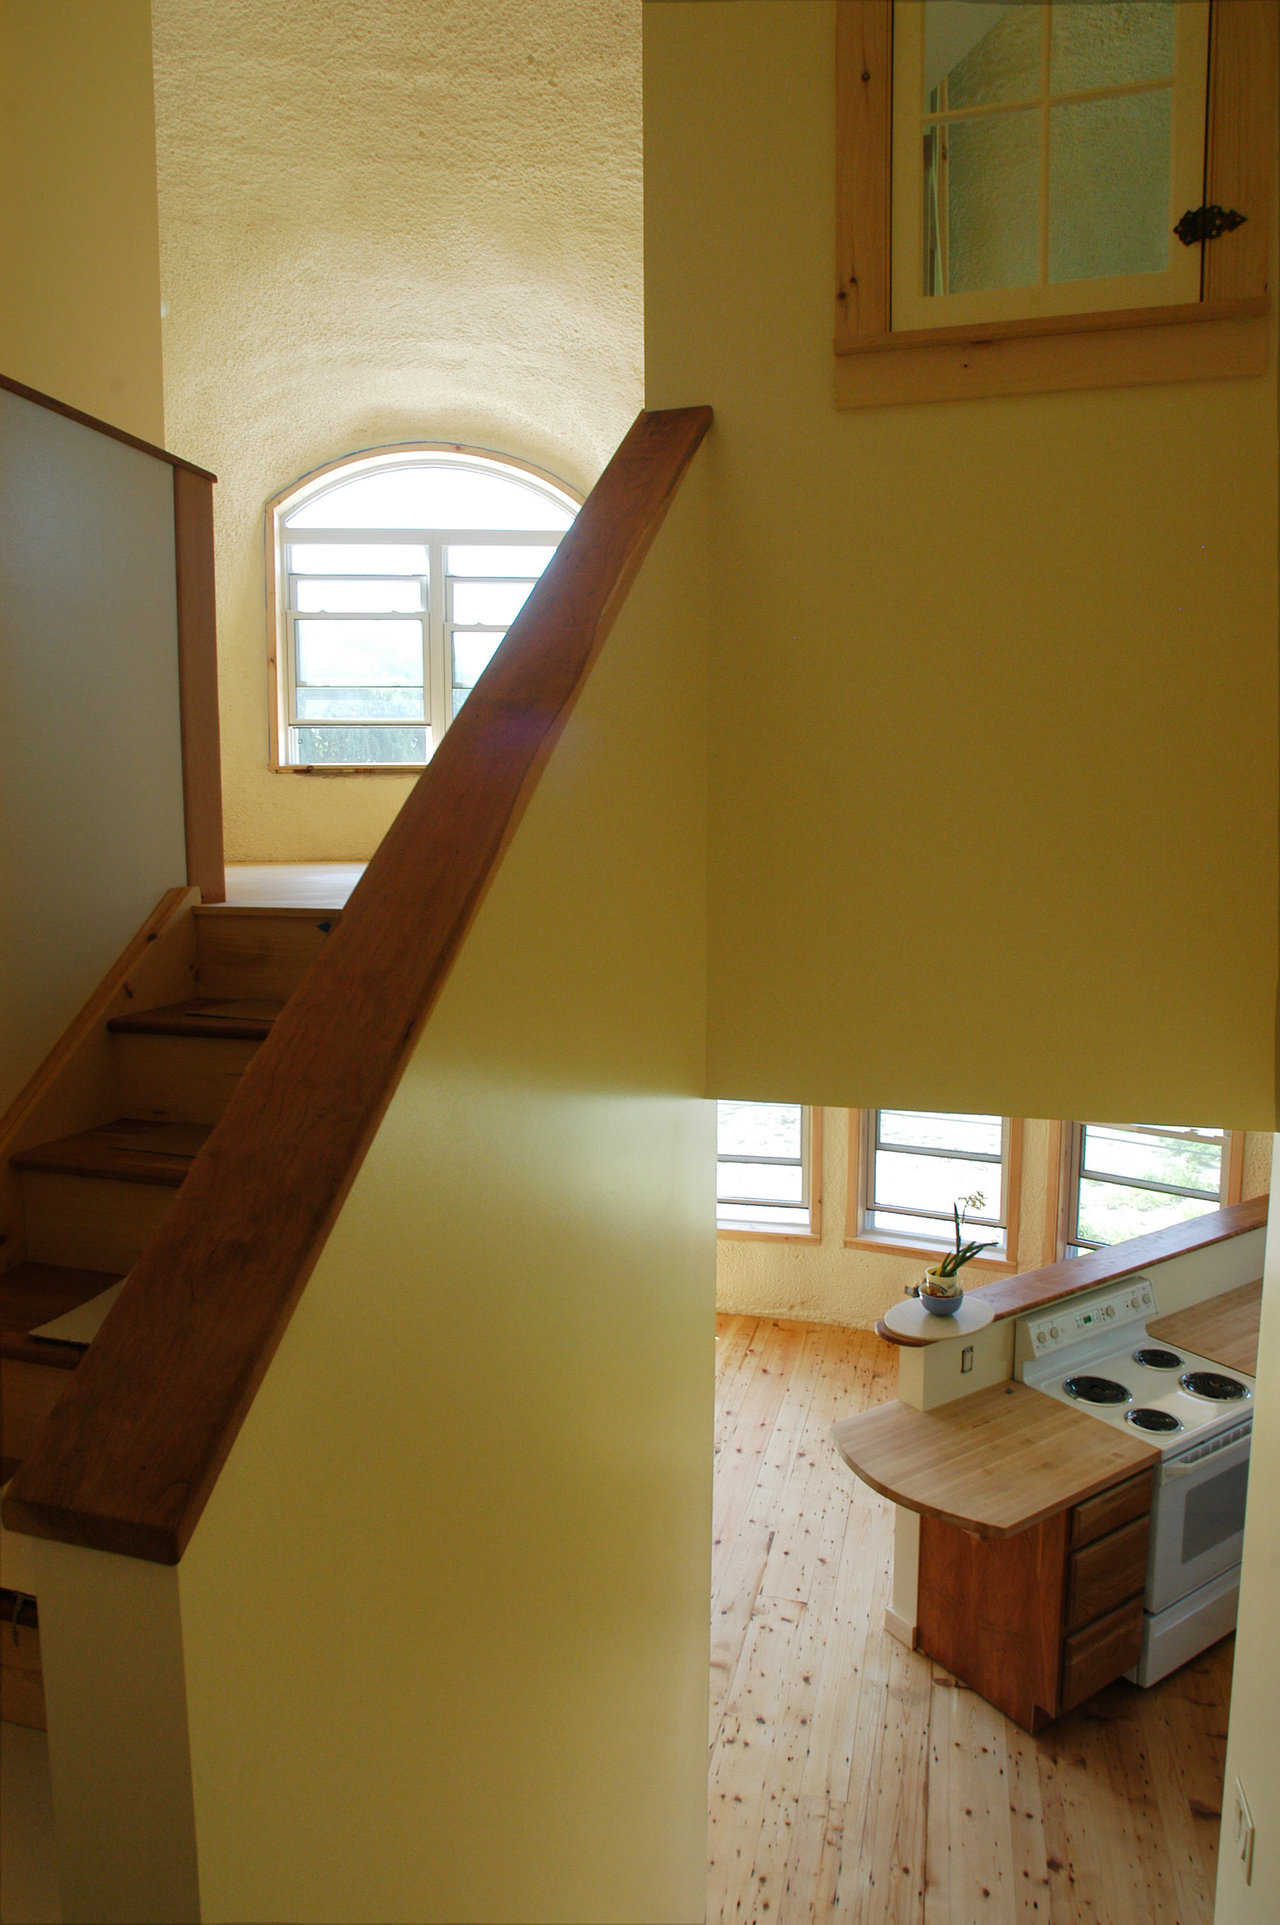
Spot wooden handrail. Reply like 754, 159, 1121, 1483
0, 373, 216, 478
2, 406, 713, 1564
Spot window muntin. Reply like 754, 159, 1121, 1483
861, 1109, 1013, 1256
716, 1102, 818, 1236
892, 0, 1209, 331
1064, 1122, 1234, 1255
271, 450, 577, 769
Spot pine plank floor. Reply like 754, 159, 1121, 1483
709, 1315, 1231, 1925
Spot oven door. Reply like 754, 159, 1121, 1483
1147, 1420, 1252, 1615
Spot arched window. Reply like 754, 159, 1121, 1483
268, 446, 579, 768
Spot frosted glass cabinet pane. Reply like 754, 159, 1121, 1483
923, 2, 1040, 113
1051, 0, 1175, 91
928, 110, 1040, 295
1049, 93, 1172, 282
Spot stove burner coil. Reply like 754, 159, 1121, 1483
1132, 1347, 1184, 1370
1062, 1374, 1131, 1405
1125, 1407, 1183, 1433
1179, 1370, 1251, 1403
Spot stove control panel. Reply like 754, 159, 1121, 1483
1024, 1276, 1155, 1357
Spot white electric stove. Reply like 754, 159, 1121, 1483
1017, 1274, 1253, 1686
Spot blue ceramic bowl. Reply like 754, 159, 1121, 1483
921, 1290, 964, 1317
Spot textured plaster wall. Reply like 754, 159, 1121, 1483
152, 0, 643, 861
716, 1113, 1274, 1330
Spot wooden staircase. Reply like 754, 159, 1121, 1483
0, 896, 340, 1728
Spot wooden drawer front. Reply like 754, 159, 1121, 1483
1061, 1597, 1144, 1713
1066, 1515, 1149, 1632
1070, 1470, 1154, 1548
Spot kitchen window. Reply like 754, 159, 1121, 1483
834, 0, 1274, 407
716, 1102, 821, 1239
267, 447, 578, 770
848, 1109, 1021, 1267
1062, 1121, 1243, 1256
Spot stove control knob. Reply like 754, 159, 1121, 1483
1103, 1305, 1115, 1318
1034, 1330, 1047, 1346
1049, 1324, 1060, 1341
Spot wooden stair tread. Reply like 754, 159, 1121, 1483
0, 1262, 122, 1369
11, 1118, 210, 1187
108, 997, 282, 1040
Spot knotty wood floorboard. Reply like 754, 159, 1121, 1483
709, 1314, 1231, 1924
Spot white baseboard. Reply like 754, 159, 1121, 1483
883, 1606, 918, 1650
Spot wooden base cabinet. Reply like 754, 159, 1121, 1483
917, 1468, 1154, 1733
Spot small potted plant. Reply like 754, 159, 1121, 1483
910, 1192, 995, 1317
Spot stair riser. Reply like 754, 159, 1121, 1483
194, 909, 334, 1001
112, 1033, 260, 1125
22, 1173, 173, 1273
1, 1357, 72, 1461
0, 1620, 44, 1730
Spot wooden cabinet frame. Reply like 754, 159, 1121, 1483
834, 0, 1275, 407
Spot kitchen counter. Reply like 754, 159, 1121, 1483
1147, 1277, 1262, 1376
834, 1380, 1158, 1538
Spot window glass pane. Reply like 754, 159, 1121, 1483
873, 1149, 1001, 1220
1049, 92, 1172, 283
720, 1202, 810, 1231
448, 544, 557, 576
717, 1162, 805, 1205
295, 686, 425, 721
930, 110, 1040, 296
867, 1208, 1005, 1248
295, 619, 422, 686
451, 579, 536, 626
1081, 1125, 1223, 1194
286, 464, 574, 532
452, 631, 505, 688
287, 542, 428, 575
291, 725, 428, 764
293, 577, 423, 614
717, 1102, 803, 1160
1077, 1177, 1217, 1248
924, 2, 1041, 114
878, 1111, 1002, 1157
1051, 0, 1175, 93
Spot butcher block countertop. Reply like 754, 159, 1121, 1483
834, 1381, 1158, 1539
1147, 1279, 1263, 1377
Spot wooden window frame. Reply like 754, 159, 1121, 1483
846, 1109, 1024, 1275
1057, 1120, 1245, 1257
266, 444, 579, 774
834, 0, 1275, 408
716, 1105, 824, 1244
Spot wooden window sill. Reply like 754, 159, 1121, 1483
717, 1227, 821, 1246
844, 1233, 1016, 1278
274, 764, 422, 777
835, 303, 1269, 409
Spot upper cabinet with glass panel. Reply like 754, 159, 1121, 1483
893, 0, 1208, 329
833, 0, 1275, 405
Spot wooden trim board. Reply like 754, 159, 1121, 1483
969, 1194, 1268, 1323
0, 373, 215, 479
2, 406, 714, 1566
173, 469, 225, 902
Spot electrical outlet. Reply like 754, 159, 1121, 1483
1232, 1778, 1255, 1885
960, 1346, 974, 1374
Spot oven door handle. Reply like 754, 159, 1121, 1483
1162, 1439, 1251, 1479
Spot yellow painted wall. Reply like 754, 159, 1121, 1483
0, 0, 164, 443
645, 0, 1279, 1129
152, 0, 644, 865
170, 463, 713, 1922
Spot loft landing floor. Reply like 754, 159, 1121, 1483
710, 1315, 1229, 1924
